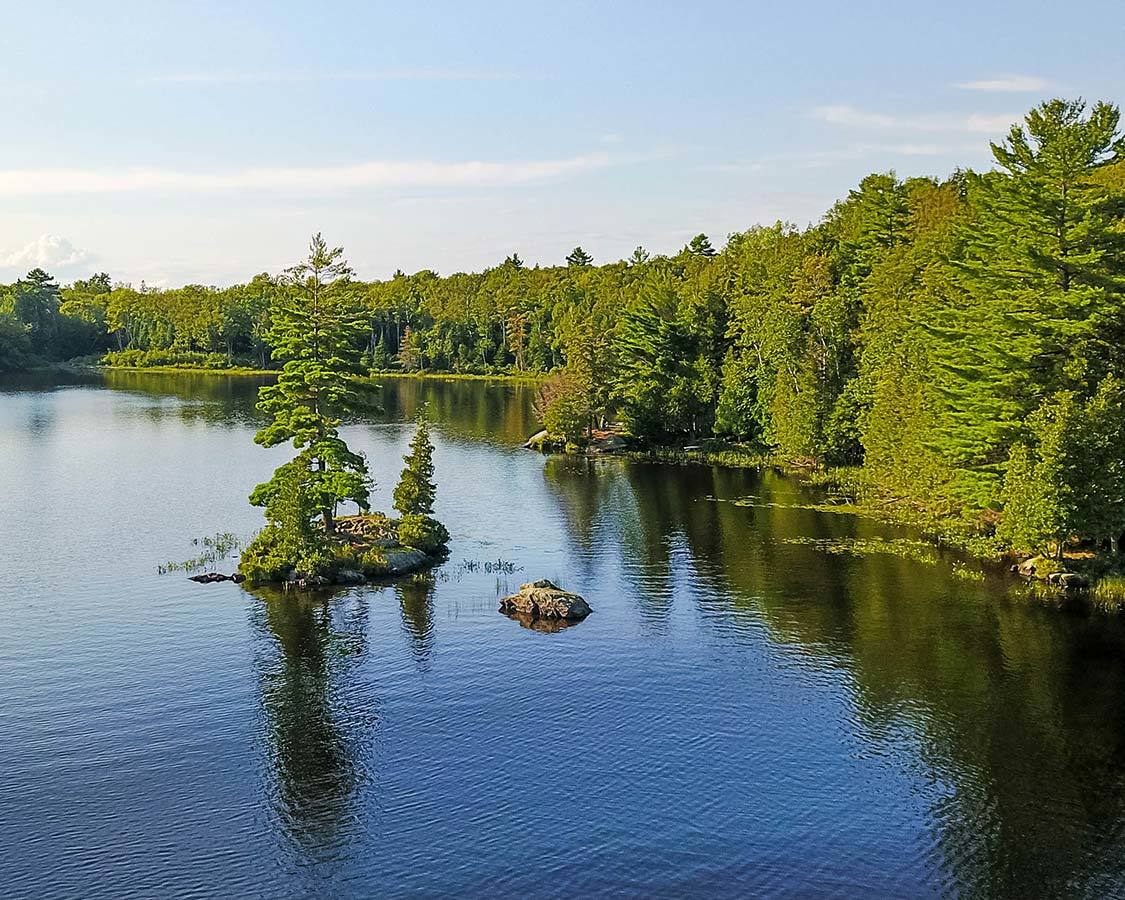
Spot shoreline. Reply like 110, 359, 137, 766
77, 364, 546, 383
537, 437, 1124, 605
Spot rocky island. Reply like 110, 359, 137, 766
499, 579, 592, 622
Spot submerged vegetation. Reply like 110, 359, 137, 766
3, 99, 1124, 588
157, 532, 242, 574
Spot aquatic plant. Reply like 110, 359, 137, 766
783, 536, 940, 565
1092, 576, 1125, 612
157, 532, 242, 574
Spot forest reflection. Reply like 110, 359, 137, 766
540, 455, 1125, 894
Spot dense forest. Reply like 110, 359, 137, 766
2, 99, 1123, 558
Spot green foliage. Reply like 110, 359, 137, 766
104, 348, 234, 369
12, 269, 61, 353
393, 413, 437, 516
397, 514, 450, 554
1092, 576, 1125, 611
2, 97, 1122, 562
1000, 378, 1125, 555
534, 371, 590, 445
241, 458, 330, 582
251, 234, 376, 534
0, 313, 33, 370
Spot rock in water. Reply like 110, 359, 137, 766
499, 579, 592, 621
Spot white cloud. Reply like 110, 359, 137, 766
0, 154, 613, 196
811, 105, 1018, 135
956, 75, 1049, 93
1, 234, 92, 269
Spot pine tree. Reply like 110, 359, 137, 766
687, 233, 716, 257
12, 268, 61, 354
628, 246, 650, 266
250, 234, 374, 534
930, 99, 1125, 508
371, 334, 391, 370
566, 246, 594, 268
398, 325, 422, 371
394, 412, 437, 517
392, 411, 449, 554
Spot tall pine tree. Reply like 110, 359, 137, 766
251, 234, 375, 533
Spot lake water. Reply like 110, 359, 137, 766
3, 371, 1125, 899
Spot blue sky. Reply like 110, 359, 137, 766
0, 0, 1122, 286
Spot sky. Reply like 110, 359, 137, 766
0, 0, 1122, 287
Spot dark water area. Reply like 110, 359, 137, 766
3, 371, 1125, 899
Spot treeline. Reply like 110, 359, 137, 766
2, 99, 1123, 557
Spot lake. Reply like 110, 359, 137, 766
3, 371, 1125, 899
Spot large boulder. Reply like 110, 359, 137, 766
382, 548, 431, 575
499, 579, 592, 621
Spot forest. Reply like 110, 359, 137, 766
2, 99, 1123, 560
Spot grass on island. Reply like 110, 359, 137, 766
1092, 576, 1125, 611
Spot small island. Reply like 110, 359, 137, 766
236, 235, 449, 589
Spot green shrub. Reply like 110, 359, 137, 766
397, 514, 450, 554
359, 548, 390, 576
534, 371, 589, 445
103, 348, 233, 369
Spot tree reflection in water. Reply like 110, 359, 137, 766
247, 587, 378, 861
396, 576, 436, 666
539, 456, 1125, 895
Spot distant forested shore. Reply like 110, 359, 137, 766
3, 99, 1124, 568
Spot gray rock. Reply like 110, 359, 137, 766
335, 569, 365, 585
499, 579, 592, 621
383, 548, 430, 575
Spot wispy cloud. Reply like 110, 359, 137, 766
707, 140, 983, 177
0, 234, 93, 270
143, 68, 524, 85
956, 75, 1048, 93
0, 154, 613, 196
812, 105, 1018, 135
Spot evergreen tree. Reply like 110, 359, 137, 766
687, 233, 716, 257
12, 268, 61, 354
932, 99, 1125, 508
566, 246, 594, 267
628, 246, 650, 266
394, 412, 437, 517
371, 334, 391, 370
250, 234, 374, 534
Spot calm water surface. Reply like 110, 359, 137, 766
3, 372, 1125, 899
